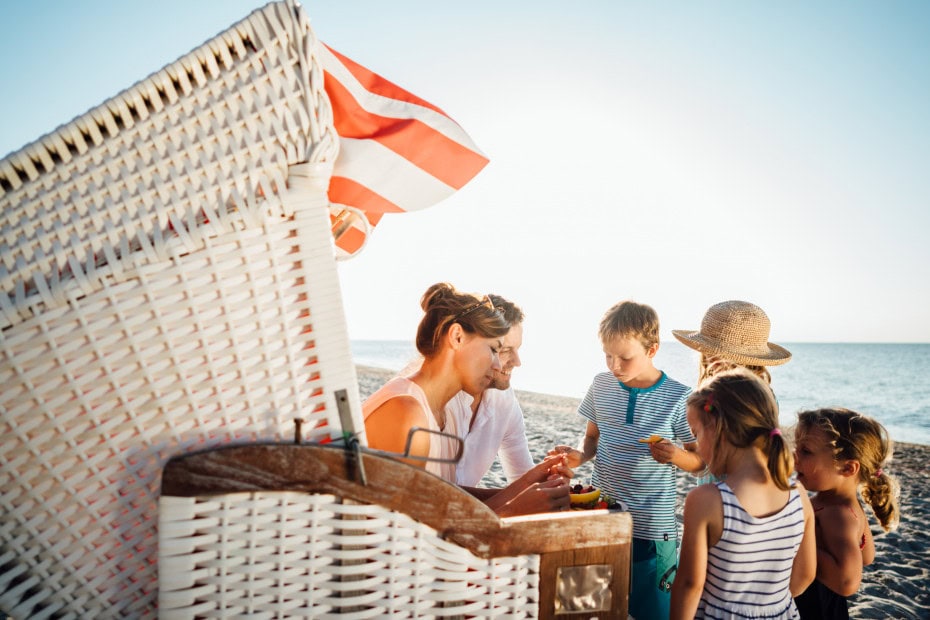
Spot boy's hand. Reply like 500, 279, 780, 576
548, 445, 584, 469
544, 453, 574, 480
649, 439, 677, 464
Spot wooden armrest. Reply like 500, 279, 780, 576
161, 443, 631, 558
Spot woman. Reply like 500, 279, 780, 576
363, 282, 572, 516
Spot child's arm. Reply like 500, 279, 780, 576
861, 520, 876, 566
549, 421, 599, 468
810, 503, 865, 596
789, 485, 818, 596
670, 485, 719, 620
652, 440, 705, 474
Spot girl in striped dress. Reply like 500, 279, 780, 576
671, 369, 816, 619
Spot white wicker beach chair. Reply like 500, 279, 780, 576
2, 1, 633, 617
158, 443, 632, 619
0, 1, 361, 617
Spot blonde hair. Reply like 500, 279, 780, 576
599, 300, 660, 349
796, 408, 900, 531
699, 354, 772, 385
688, 368, 793, 490
415, 283, 509, 358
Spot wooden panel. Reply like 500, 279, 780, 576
537, 544, 630, 619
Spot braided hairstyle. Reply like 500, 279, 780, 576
688, 368, 793, 490
796, 408, 900, 531
415, 283, 509, 358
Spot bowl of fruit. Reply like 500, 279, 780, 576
569, 484, 602, 509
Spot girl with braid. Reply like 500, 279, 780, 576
793, 408, 900, 619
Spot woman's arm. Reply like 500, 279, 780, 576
364, 395, 431, 468
671, 485, 718, 619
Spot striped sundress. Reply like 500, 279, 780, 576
696, 481, 806, 619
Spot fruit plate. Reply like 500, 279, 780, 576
569, 484, 601, 507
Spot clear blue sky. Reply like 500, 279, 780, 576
3, 1, 929, 367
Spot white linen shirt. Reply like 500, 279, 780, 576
446, 387, 534, 487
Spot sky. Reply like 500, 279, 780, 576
2, 1, 929, 377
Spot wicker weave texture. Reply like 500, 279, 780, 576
0, 0, 335, 331
1, 2, 361, 617
159, 493, 540, 619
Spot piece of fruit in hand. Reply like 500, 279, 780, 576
637, 434, 663, 444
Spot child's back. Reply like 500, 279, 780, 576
671, 369, 816, 620
697, 481, 807, 617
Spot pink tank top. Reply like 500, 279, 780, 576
362, 377, 458, 482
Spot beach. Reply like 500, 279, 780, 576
358, 365, 930, 619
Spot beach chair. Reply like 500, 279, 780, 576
1, 1, 632, 617
158, 442, 632, 618
0, 1, 358, 616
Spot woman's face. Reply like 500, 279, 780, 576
457, 333, 502, 395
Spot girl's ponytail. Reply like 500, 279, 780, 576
766, 427, 794, 492
862, 465, 900, 532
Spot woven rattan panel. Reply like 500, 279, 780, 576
159, 493, 540, 618
1, 2, 361, 618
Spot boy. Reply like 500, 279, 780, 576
552, 300, 705, 620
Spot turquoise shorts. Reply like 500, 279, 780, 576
629, 537, 678, 620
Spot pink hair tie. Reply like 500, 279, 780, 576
703, 394, 714, 413
874, 468, 884, 478
769, 428, 782, 438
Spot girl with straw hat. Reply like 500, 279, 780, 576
672, 300, 792, 387
671, 300, 791, 485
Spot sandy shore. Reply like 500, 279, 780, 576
357, 365, 930, 619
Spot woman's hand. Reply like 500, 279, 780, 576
496, 475, 572, 517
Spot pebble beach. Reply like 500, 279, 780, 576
357, 365, 930, 619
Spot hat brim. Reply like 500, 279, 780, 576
672, 330, 792, 366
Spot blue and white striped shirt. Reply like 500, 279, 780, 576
696, 482, 806, 619
578, 371, 693, 540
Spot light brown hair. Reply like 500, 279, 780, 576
488, 294, 524, 327
699, 355, 772, 386
688, 368, 793, 490
796, 408, 900, 531
415, 283, 509, 358
599, 300, 660, 349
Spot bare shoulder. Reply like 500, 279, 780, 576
686, 483, 722, 513
367, 394, 428, 427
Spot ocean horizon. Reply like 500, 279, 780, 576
351, 339, 930, 446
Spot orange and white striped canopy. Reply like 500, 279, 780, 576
321, 44, 489, 256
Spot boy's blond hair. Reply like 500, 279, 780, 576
599, 300, 660, 350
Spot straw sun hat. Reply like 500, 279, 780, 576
672, 300, 792, 366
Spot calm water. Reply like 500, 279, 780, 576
351, 340, 930, 446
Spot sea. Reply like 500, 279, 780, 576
350, 340, 930, 446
